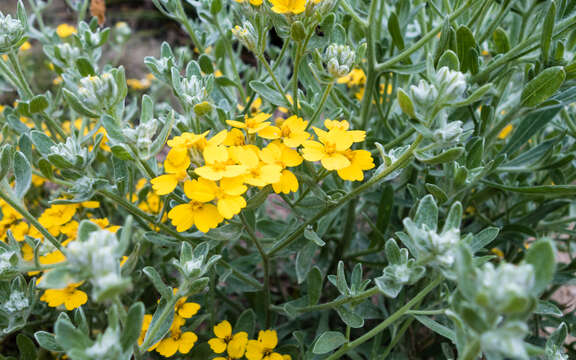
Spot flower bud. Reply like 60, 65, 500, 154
410, 80, 438, 111
50, 137, 88, 166
113, 22, 131, 45
433, 120, 463, 143
122, 119, 160, 158
290, 21, 306, 42
435, 66, 467, 103
325, 44, 355, 78
2, 290, 29, 313
0, 13, 25, 53
475, 262, 535, 314
0, 250, 19, 280
77, 72, 119, 112
231, 22, 258, 53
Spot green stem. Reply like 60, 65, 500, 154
307, 82, 334, 129
325, 276, 443, 360
240, 213, 270, 327
214, 16, 245, 101
268, 135, 423, 257
8, 51, 33, 98
176, 1, 204, 53
257, 54, 293, 110
277, 287, 379, 313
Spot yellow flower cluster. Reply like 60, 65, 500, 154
151, 112, 373, 234
140, 294, 201, 357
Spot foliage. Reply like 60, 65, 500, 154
0, 0, 576, 359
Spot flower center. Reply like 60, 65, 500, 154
325, 142, 337, 154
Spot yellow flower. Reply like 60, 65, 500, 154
209, 320, 248, 355
154, 320, 198, 357
38, 204, 78, 236
237, 97, 262, 113
337, 149, 375, 181
260, 141, 303, 194
302, 128, 355, 170
323, 120, 366, 142
258, 115, 310, 148
19, 41, 31, 52
168, 180, 224, 232
151, 147, 191, 195
224, 128, 246, 147
245, 330, 284, 360
337, 68, 366, 87
56, 23, 77, 38
186, 177, 247, 219
269, 0, 306, 14
175, 297, 201, 318
138, 314, 153, 346
498, 124, 513, 139
491, 248, 505, 258
40, 282, 88, 310
195, 145, 247, 181
227, 113, 272, 134
236, 146, 283, 187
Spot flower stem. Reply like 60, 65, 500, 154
325, 276, 443, 360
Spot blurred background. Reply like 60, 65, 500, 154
0, 0, 190, 78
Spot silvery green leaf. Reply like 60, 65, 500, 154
313, 331, 347, 354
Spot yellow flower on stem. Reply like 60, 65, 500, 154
337, 68, 366, 87
237, 97, 262, 113
38, 204, 78, 236
227, 112, 272, 134
40, 282, 88, 310
208, 320, 248, 355
260, 141, 303, 194
138, 314, 153, 346
323, 120, 366, 142
186, 177, 247, 219
268, 0, 306, 14
56, 23, 77, 38
301, 129, 355, 170
224, 128, 247, 147
195, 145, 247, 181
258, 115, 310, 148
175, 297, 201, 318
336, 149, 375, 181
245, 330, 285, 360
168, 180, 223, 232
151, 147, 191, 195
154, 316, 198, 357
236, 146, 283, 187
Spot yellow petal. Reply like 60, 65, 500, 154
194, 204, 223, 233
321, 153, 351, 170
217, 196, 246, 219
178, 302, 201, 318
65, 290, 88, 310
204, 145, 229, 164
151, 174, 179, 195
208, 338, 228, 354
178, 332, 198, 354
156, 338, 178, 357
273, 170, 299, 194
301, 141, 326, 162
258, 126, 281, 139
168, 204, 196, 232
186, 178, 218, 202
259, 329, 278, 349
214, 320, 233, 339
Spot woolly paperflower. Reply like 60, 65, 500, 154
227, 113, 272, 134
258, 115, 310, 148
168, 199, 222, 233
336, 149, 375, 181
209, 320, 248, 355
195, 145, 247, 181
269, 0, 306, 14
175, 297, 201, 318
301, 129, 355, 170
186, 177, 247, 219
245, 330, 285, 360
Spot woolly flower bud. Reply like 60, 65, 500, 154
55, 43, 81, 65
0, 13, 25, 52
122, 119, 160, 157
325, 44, 355, 78
0, 250, 18, 279
84, 328, 124, 359
410, 80, 438, 110
231, 22, 258, 53
77, 73, 118, 111
435, 66, 467, 102
2, 291, 29, 313
181, 75, 208, 106
307, 0, 335, 15
425, 227, 460, 267
475, 262, 535, 314
50, 137, 88, 166
433, 120, 463, 143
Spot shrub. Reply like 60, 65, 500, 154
0, 0, 575, 359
